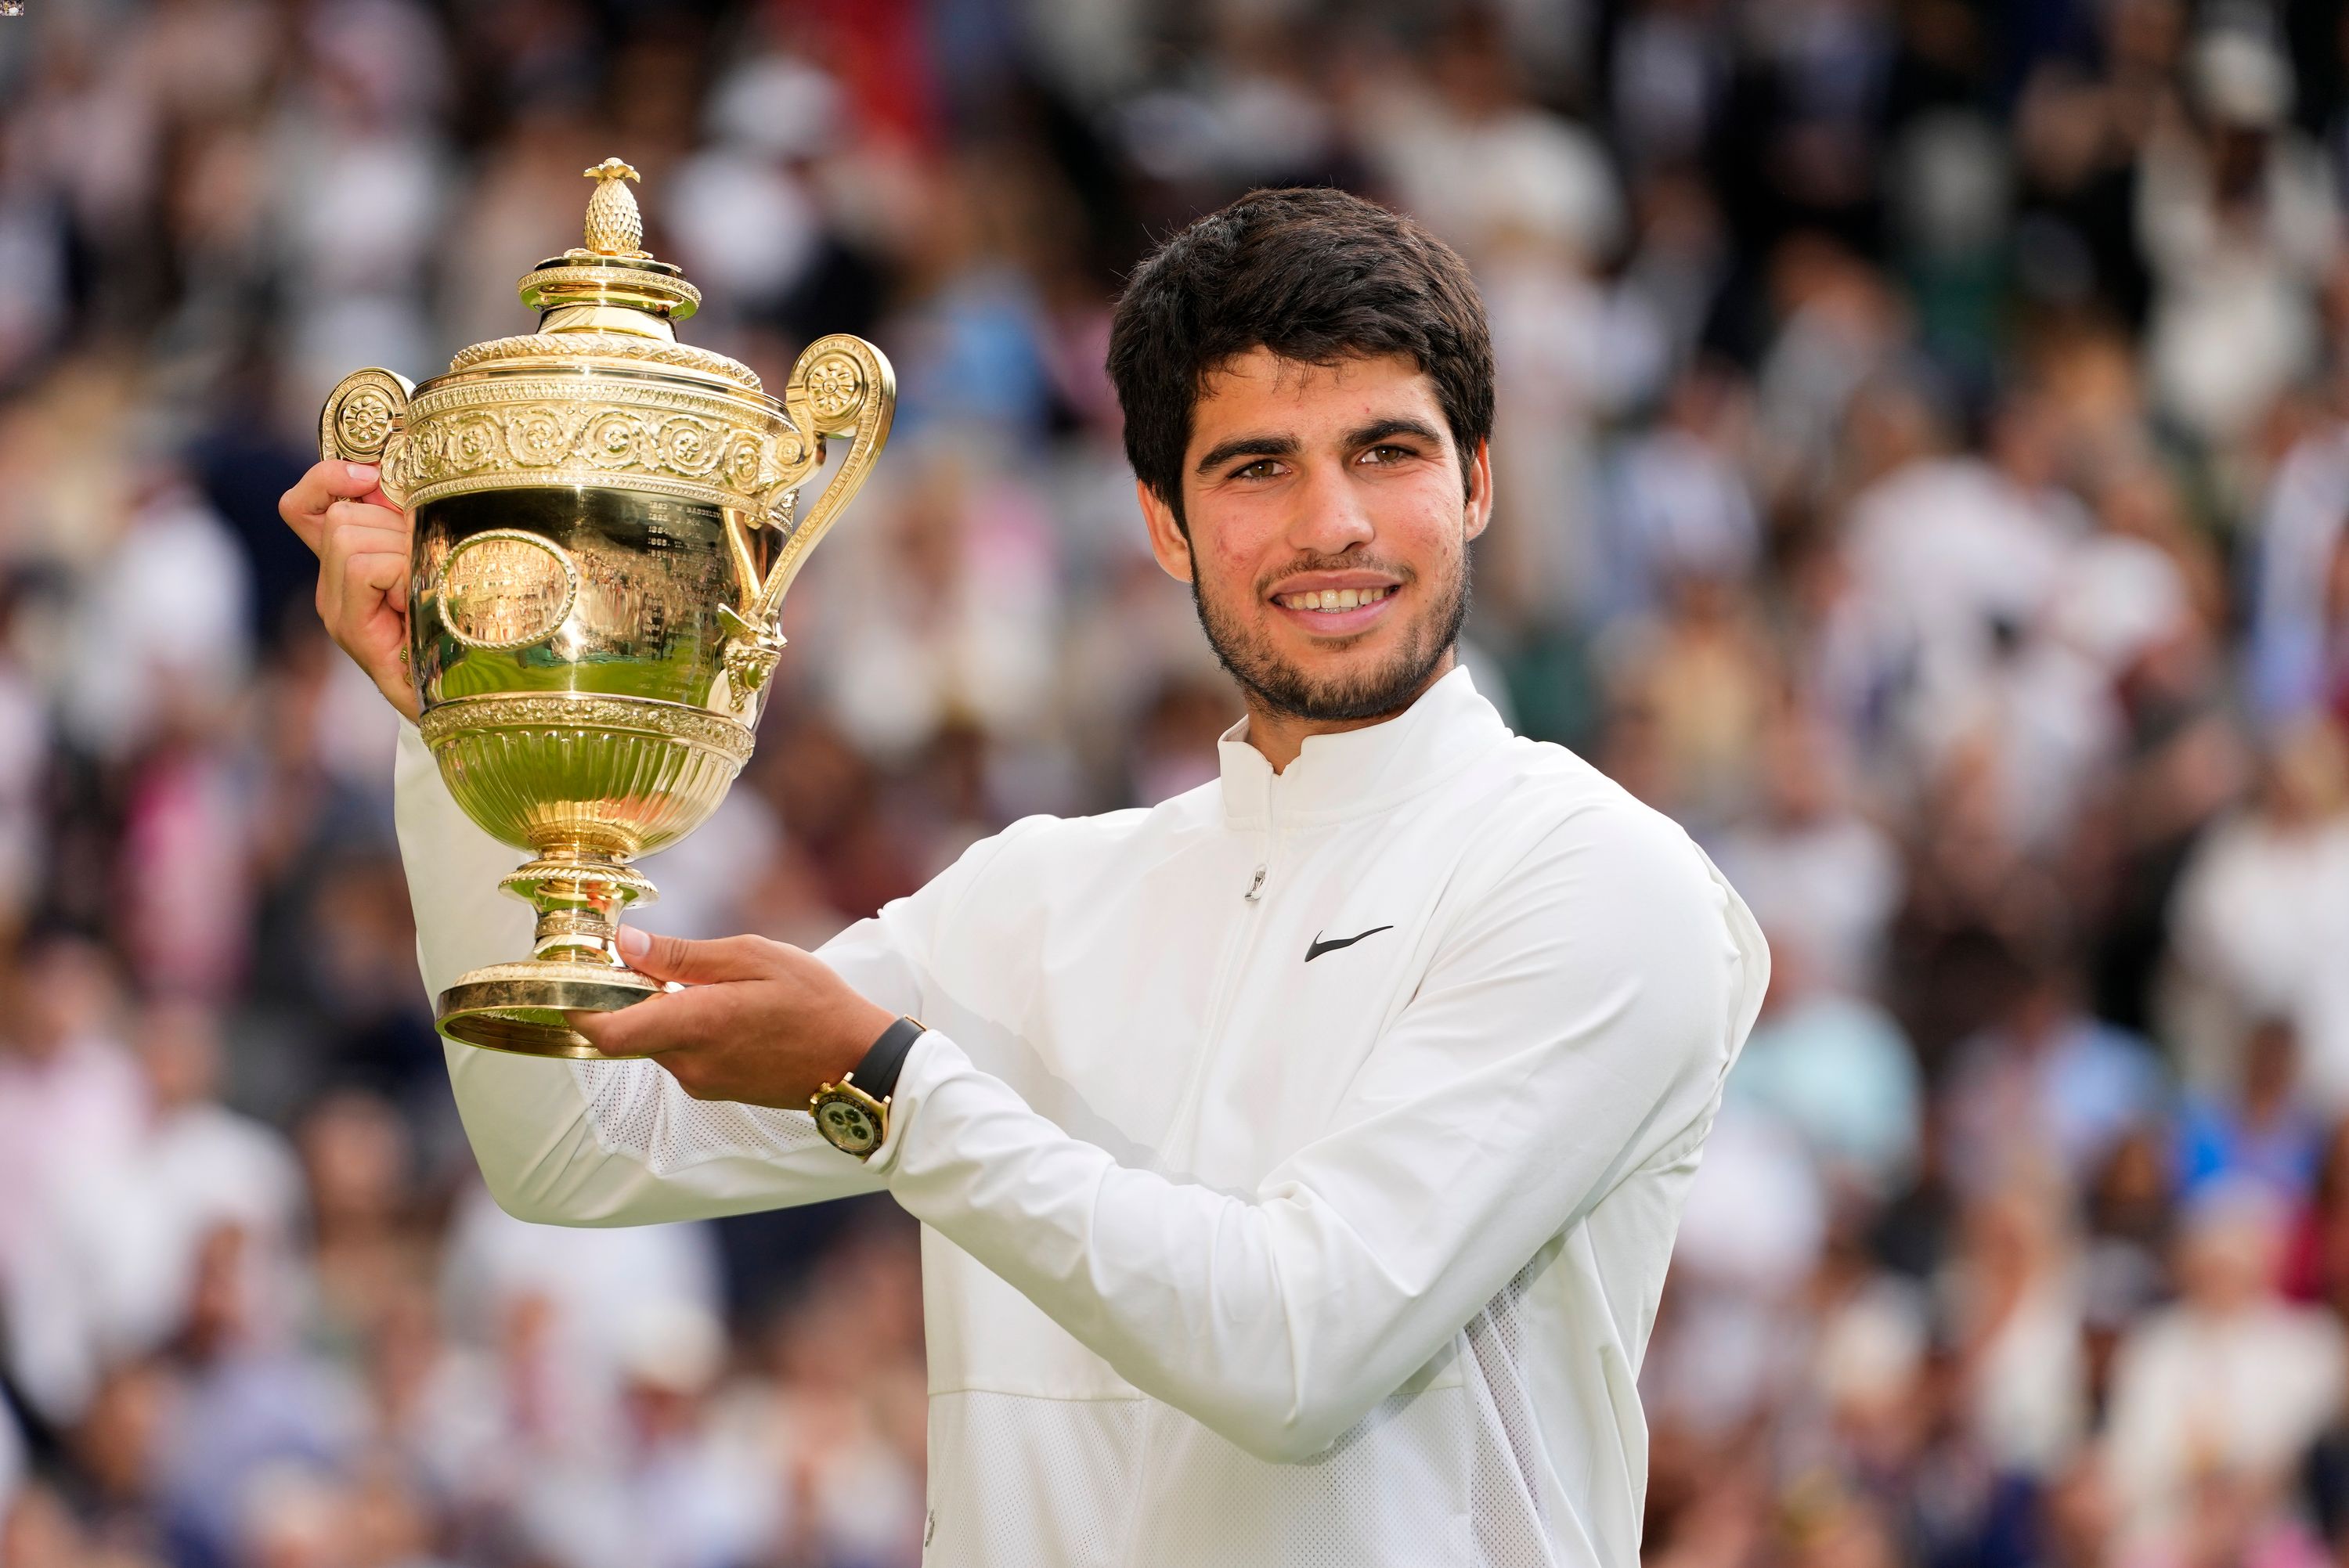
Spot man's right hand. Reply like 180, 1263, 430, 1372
280, 459, 419, 723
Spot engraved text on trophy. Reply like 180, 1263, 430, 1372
437, 530, 579, 651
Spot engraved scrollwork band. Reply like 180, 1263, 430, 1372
420, 692, 756, 766
387, 377, 815, 511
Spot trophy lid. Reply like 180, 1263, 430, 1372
519, 158, 702, 328
448, 158, 762, 393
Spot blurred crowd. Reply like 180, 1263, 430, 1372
6, 0, 2349, 1564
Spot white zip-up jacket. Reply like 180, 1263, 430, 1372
392, 667, 1770, 1567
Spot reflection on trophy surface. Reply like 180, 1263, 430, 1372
317, 157, 894, 1059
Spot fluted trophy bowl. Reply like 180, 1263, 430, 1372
319, 159, 893, 1058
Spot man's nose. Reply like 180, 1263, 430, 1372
1284, 457, 1376, 555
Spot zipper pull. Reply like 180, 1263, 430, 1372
1244, 864, 1267, 902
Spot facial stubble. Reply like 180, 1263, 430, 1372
1186, 527, 1472, 723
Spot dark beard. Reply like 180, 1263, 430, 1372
1188, 546, 1470, 723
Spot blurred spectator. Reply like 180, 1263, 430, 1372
2176, 1017, 2328, 1206
1942, 943, 2167, 1201
2250, 417, 2349, 726
158, 1223, 367, 1568
810, 440, 1060, 766
1708, 706, 1902, 996
0, 936, 141, 1422
0, 582, 52, 941
2138, 27, 2340, 445
1946, 1175, 2091, 1479
0, 1400, 20, 1540
300, 1090, 431, 1356
2105, 1181, 2346, 1550
1643, 1103, 1827, 1439
56, 1357, 171, 1565
2165, 719, 2349, 1100
1599, 363, 1760, 623
511, 1302, 778, 1568
1839, 380, 2086, 792
1723, 927, 1921, 1202
1595, 568, 1778, 829
22, 1002, 302, 1435
437, 1181, 724, 1430
58, 466, 251, 762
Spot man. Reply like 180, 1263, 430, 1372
283, 187, 1768, 1566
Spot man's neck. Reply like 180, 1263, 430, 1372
1243, 650, 1456, 774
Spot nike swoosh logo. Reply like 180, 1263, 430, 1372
1305, 925, 1394, 962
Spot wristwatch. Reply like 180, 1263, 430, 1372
810, 1015, 926, 1159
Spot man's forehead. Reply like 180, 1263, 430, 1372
1191, 348, 1440, 431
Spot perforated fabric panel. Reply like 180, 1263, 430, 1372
1463, 1264, 1560, 1566
917, 1297, 1585, 1567
1128, 1385, 1477, 1566
569, 1059, 832, 1173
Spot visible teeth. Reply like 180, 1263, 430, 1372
1279, 586, 1390, 611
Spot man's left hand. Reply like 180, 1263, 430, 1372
569, 928, 898, 1109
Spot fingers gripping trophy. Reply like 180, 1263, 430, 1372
318, 157, 894, 1058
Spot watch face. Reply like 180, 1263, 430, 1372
815, 1094, 879, 1155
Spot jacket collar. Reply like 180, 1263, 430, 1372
1214, 664, 1511, 827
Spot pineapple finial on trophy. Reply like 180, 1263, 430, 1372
582, 158, 646, 256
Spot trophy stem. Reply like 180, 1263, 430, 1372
502, 849, 656, 967
432, 848, 668, 1059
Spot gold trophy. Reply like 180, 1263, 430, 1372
319, 157, 893, 1058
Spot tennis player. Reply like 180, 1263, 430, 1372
283, 186, 1768, 1566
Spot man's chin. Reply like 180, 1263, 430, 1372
1271, 623, 1387, 658
1239, 644, 1444, 723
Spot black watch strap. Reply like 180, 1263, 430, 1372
853, 1015, 925, 1101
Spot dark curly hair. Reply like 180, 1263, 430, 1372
1106, 187, 1496, 530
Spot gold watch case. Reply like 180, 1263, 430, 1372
810, 1072, 889, 1159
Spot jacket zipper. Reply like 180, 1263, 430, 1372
1159, 822, 1278, 1170
1117, 818, 1277, 1565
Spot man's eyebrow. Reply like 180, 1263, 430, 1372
1193, 417, 1446, 477
1194, 431, 1301, 476
1346, 416, 1446, 449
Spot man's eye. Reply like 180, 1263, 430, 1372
1361, 445, 1413, 465
1232, 459, 1281, 480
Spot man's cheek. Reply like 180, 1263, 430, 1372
1203, 551, 1263, 608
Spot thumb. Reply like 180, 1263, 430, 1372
615, 926, 781, 985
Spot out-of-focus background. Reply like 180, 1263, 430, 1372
4, 0, 2349, 1563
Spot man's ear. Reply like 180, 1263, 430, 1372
1138, 479, 1194, 583
1463, 438, 1493, 543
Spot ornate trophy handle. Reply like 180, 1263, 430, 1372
718, 334, 896, 709
318, 368, 417, 505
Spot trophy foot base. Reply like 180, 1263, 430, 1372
436, 960, 670, 1059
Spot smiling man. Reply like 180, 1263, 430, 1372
283, 186, 1768, 1566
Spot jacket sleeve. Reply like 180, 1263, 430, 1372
868, 802, 1770, 1462
394, 720, 933, 1225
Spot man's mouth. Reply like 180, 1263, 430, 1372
1271, 585, 1395, 612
